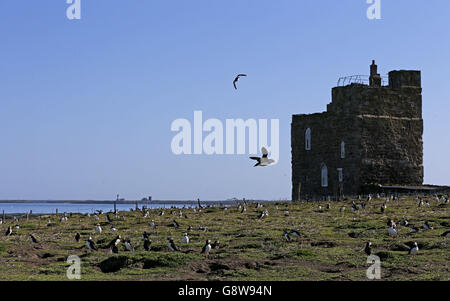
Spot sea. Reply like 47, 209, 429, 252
0, 201, 221, 215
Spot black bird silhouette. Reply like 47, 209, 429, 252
143, 237, 152, 251
29, 234, 38, 243
5, 226, 12, 236
233, 74, 247, 90
75, 232, 81, 242
364, 242, 372, 256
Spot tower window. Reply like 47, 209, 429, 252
340, 141, 345, 159
321, 163, 328, 187
337, 168, 343, 182
305, 128, 311, 150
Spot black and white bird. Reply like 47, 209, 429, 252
86, 236, 98, 251
364, 242, 372, 256
168, 237, 180, 251
182, 233, 190, 244
380, 204, 387, 213
29, 234, 38, 243
125, 239, 134, 252
75, 232, 81, 242
233, 74, 247, 90
198, 227, 207, 232
326, 203, 331, 210
143, 237, 152, 251
5, 226, 12, 236
173, 220, 180, 228
340, 205, 345, 212
388, 225, 398, 236
109, 235, 121, 253
401, 220, 409, 227
150, 220, 156, 229
201, 240, 212, 258
409, 242, 419, 255
212, 240, 220, 249
289, 230, 302, 237
411, 226, 420, 233
283, 231, 292, 242
422, 221, 433, 230
142, 231, 150, 241
387, 219, 396, 228
284, 210, 290, 216
241, 206, 247, 214
418, 200, 424, 207
440, 230, 450, 237
95, 223, 102, 234
109, 225, 117, 232
106, 214, 112, 223
249, 147, 275, 167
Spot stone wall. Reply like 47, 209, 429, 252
291, 66, 423, 199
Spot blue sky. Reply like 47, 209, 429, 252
0, 1, 449, 200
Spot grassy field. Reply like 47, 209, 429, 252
0, 195, 448, 281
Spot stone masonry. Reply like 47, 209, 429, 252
291, 61, 423, 199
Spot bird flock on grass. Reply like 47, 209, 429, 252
1, 193, 449, 264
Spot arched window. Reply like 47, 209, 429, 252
340, 141, 345, 159
321, 163, 328, 187
305, 128, 311, 150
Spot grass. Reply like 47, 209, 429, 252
0, 195, 449, 281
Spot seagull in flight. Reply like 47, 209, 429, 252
249, 147, 275, 167
233, 74, 247, 90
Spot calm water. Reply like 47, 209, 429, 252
0, 202, 193, 214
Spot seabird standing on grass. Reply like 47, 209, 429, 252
142, 231, 149, 241
380, 204, 386, 213
106, 214, 112, 223
29, 234, 38, 243
201, 240, 212, 258
411, 226, 420, 233
198, 227, 207, 232
182, 233, 189, 244
340, 205, 345, 212
388, 225, 398, 236
86, 236, 98, 251
143, 237, 152, 251
150, 220, 156, 229
109, 235, 121, 254
173, 220, 180, 229
284, 210, 290, 216
96, 224, 102, 234
283, 231, 292, 242
212, 240, 220, 249
422, 221, 433, 230
125, 239, 134, 252
168, 237, 180, 251
5, 226, 12, 236
75, 232, 81, 242
326, 203, 331, 210
249, 147, 275, 167
409, 242, 419, 255
364, 242, 372, 256
440, 230, 450, 237
233, 74, 247, 90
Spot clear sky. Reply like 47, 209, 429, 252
0, 1, 449, 200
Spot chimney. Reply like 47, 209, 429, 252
369, 60, 381, 87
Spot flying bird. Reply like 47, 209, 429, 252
233, 74, 247, 90
249, 147, 275, 167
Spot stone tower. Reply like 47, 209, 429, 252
291, 61, 423, 199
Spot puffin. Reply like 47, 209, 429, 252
283, 231, 292, 242
182, 233, 189, 244
143, 237, 152, 251
168, 237, 180, 251
388, 225, 398, 236
201, 240, 212, 258
150, 220, 156, 229
106, 214, 112, 223
125, 239, 134, 252
142, 231, 149, 241
86, 236, 98, 251
326, 203, 331, 210
95, 224, 102, 234
29, 234, 38, 243
422, 221, 433, 230
5, 226, 12, 236
409, 242, 419, 255
173, 220, 180, 228
364, 242, 372, 256
411, 226, 420, 233
212, 240, 220, 249
75, 232, 81, 242
440, 230, 450, 237
284, 210, 290, 216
